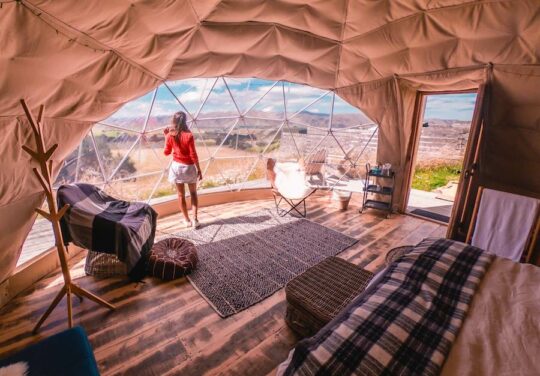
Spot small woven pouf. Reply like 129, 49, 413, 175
148, 238, 198, 280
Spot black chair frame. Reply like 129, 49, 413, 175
273, 189, 317, 218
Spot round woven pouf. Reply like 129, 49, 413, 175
148, 238, 198, 280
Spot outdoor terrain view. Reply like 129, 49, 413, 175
412, 94, 477, 195
24, 79, 474, 265
54, 79, 475, 203
53, 77, 378, 202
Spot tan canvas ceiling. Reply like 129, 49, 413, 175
1, 0, 539, 282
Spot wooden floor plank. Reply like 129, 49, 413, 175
0, 193, 446, 375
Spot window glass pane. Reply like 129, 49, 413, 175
244, 81, 285, 120
166, 78, 215, 117
102, 90, 155, 132
197, 77, 240, 120
54, 132, 105, 188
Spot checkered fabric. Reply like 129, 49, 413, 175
284, 237, 494, 376
57, 183, 157, 281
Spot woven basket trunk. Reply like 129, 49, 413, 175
285, 257, 373, 337
84, 250, 128, 277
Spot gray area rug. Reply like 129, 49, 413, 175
172, 209, 357, 317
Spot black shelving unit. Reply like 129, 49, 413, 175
361, 163, 394, 218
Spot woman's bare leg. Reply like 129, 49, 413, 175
188, 183, 198, 221
176, 183, 190, 222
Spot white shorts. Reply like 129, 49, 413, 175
168, 161, 197, 184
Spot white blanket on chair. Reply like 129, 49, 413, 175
472, 188, 539, 261
274, 162, 312, 200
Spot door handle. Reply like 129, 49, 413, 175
464, 163, 478, 179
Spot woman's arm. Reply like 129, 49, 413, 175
163, 134, 172, 156
195, 161, 203, 181
188, 134, 202, 180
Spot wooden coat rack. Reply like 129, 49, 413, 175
20, 99, 115, 334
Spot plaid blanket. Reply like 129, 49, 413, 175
284, 238, 494, 376
57, 183, 157, 281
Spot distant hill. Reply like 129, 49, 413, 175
105, 110, 374, 131
424, 118, 471, 127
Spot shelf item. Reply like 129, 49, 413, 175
364, 199, 391, 211
367, 170, 395, 179
365, 185, 393, 196
361, 163, 395, 217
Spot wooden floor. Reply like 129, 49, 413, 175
0, 192, 446, 375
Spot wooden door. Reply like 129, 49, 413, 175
446, 83, 487, 240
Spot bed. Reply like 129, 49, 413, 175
277, 238, 540, 375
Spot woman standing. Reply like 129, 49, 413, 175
164, 111, 203, 228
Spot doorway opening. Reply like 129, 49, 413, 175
406, 92, 477, 223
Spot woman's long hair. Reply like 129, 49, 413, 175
171, 111, 189, 141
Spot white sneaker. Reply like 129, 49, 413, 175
192, 219, 200, 229
183, 219, 191, 228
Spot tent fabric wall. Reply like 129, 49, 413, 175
1, 0, 540, 282
0, 118, 92, 280
480, 65, 540, 198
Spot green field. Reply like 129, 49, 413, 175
411, 163, 461, 191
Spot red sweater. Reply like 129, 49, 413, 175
164, 132, 199, 164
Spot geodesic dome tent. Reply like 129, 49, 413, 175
1, 0, 540, 283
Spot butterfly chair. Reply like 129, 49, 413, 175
303, 148, 327, 187
466, 186, 540, 262
266, 159, 317, 218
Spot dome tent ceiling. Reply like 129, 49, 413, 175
2, 0, 539, 120
1, 0, 540, 285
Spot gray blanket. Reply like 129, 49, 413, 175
57, 183, 157, 280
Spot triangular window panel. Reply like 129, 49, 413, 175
269, 121, 308, 162
199, 158, 236, 192
188, 119, 215, 163
109, 135, 168, 182
237, 156, 271, 191
104, 172, 163, 202
145, 85, 186, 133
167, 78, 216, 118
330, 126, 379, 180
225, 77, 279, 115
195, 118, 240, 162
54, 131, 105, 188
148, 172, 177, 203
203, 157, 253, 189
197, 77, 240, 120
285, 82, 332, 128
244, 81, 285, 121
102, 90, 155, 132
92, 124, 140, 180
213, 118, 283, 160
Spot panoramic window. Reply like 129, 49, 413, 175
21, 77, 377, 266
54, 77, 377, 201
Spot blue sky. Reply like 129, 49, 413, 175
424, 93, 477, 121
107, 78, 477, 122
108, 78, 366, 121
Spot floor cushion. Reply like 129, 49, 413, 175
148, 238, 198, 280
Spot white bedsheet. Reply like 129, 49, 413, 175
441, 257, 540, 375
